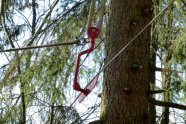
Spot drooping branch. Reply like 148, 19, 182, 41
27, 0, 60, 46
25, 0, 88, 50
148, 97, 186, 110
0, 0, 21, 79
0, 1, 15, 48
3, 95, 21, 121
1, 1, 87, 81
180, 0, 186, 6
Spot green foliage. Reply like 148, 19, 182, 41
151, 0, 185, 123
0, 0, 99, 123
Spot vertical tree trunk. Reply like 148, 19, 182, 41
49, 102, 54, 124
161, 71, 171, 124
101, 0, 152, 123
20, 1, 37, 123
149, 44, 156, 124
149, 0, 159, 123
21, 90, 26, 124
161, 1, 173, 123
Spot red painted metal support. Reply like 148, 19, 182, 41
73, 27, 99, 93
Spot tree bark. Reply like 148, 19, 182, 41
49, 103, 54, 124
21, 91, 26, 124
101, 0, 152, 123
32, 0, 36, 35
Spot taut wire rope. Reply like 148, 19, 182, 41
0, 40, 82, 52
97, 0, 176, 75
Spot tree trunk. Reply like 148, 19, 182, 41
161, 1, 173, 123
101, 0, 152, 123
49, 102, 54, 124
149, 0, 159, 123
21, 91, 26, 124
149, 43, 156, 124
161, 62, 171, 124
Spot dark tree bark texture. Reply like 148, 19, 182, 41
101, 0, 152, 124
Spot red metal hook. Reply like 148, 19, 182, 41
73, 27, 99, 93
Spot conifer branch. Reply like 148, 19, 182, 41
153, 67, 182, 73
149, 90, 167, 94
148, 97, 186, 110
0, 5, 15, 48
180, 0, 186, 6
26, 0, 60, 47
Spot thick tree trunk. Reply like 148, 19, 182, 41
101, 0, 152, 123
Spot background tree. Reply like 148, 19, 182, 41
0, 0, 101, 123
150, 0, 185, 123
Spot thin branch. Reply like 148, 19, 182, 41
19, 0, 88, 58
81, 103, 101, 124
153, 67, 182, 73
30, 94, 51, 106
26, 0, 60, 47
149, 90, 167, 94
4, 95, 21, 120
57, 97, 79, 124
0, 64, 8, 69
148, 97, 186, 110
0, 0, 22, 83
180, 0, 186, 6
40, 0, 88, 36
15, 9, 32, 31
1, 9, 15, 48
3, 53, 10, 62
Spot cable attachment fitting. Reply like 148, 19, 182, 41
73, 27, 99, 102
87, 27, 99, 38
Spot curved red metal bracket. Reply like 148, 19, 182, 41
73, 27, 99, 94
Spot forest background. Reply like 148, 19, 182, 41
0, 0, 185, 124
